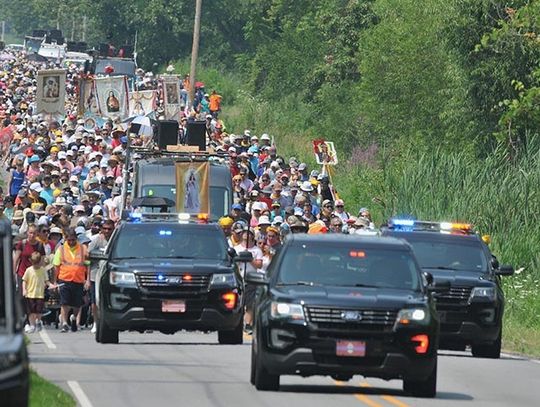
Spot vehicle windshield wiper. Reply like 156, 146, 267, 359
277, 281, 321, 286
115, 256, 145, 260
424, 266, 457, 270
161, 256, 195, 259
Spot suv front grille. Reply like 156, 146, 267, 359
305, 306, 398, 328
435, 286, 472, 304
136, 273, 210, 291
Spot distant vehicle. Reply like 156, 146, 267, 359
0, 219, 29, 406
382, 220, 514, 358
63, 51, 91, 68
6, 44, 25, 52
248, 234, 444, 397
94, 57, 137, 79
92, 213, 245, 344
131, 152, 232, 221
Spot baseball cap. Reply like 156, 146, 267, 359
29, 182, 43, 192
74, 205, 86, 213
232, 203, 242, 211
58, 151, 67, 159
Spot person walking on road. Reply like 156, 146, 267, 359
22, 252, 55, 333
13, 224, 46, 295
52, 228, 90, 332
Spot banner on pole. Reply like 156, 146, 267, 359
94, 76, 130, 120
313, 139, 338, 165
161, 75, 182, 120
36, 69, 66, 116
175, 161, 209, 214
128, 90, 157, 117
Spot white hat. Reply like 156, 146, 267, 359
100, 161, 108, 168
74, 205, 85, 213
92, 205, 103, 215
66, 150, 74, 156
84, 146, 93, 154
29, 182, 43, 192
74, 226, 86, 236
89, 152, 97, 160
53, 196, 67, 206
69, 175, 78, 182
261, 133, 270, 141
50, 227, 63, 235
58, 151, 67, 159
251, 135, 258, 141
37, 216, 49, 226
300, 181, 314, 192
258, 215, 271, 226
252, 202, 264, 212
272, 216, 284, 225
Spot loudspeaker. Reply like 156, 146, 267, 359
99, 43, 109, 57
157, 120, 179, 150
186, 121, 207, 151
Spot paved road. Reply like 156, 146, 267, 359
29, 328, 540, 407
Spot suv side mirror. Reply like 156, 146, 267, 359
427, 280, 451, 293
491, 257, 499, 269
89, 249, 107, 261
245, 271, 268, 285
496, 265, 514, 276
233, 251, 253, 263
423, 271, 434, 285
227, 247, 237, 258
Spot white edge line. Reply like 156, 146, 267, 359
502, 352, 540, 364
67, 380, 94, 407
39, 328, 57, 350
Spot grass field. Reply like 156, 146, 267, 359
30, 370, 75, 407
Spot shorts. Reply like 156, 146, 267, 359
26, 298, 45, 314
89, 281, 96, 305
58, 280, 84, 307
244, 284, 257, 310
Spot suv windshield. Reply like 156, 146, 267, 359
406, 240, 487, 272
112, 224, 228, 260
277, 243, 421, 291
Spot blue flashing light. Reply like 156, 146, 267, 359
159, 230, 172, 236
130, 212, 143, 222
157, 273, 166, 281
391, 219, 415, 227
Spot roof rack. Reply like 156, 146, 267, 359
387, 219, 475, 235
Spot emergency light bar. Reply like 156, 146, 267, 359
122, 211, 210, 224
388, 219, 474, 235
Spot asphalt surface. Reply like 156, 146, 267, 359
29, 327, 540, 407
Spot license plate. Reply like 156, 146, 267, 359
336, 340, 366, 357
161, 300, 186, 313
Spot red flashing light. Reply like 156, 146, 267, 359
349, 251, 366, 258
183, 274, 192, 282
221, 292, 237, 310
411, 334, 429, 354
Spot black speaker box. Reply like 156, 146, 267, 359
157, 120, 179, 150
186, 121, 207, 151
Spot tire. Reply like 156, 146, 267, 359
4, 383, 29, 407
254, 343, 280, 391
96, 305, 119, 344
403, 359, 437, 398
218, 318, 243, 345
250, 342, 256, 385
471, 330, 501, 359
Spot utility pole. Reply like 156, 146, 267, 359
188, 0, 203, 108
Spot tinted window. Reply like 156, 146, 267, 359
112, 225, 227, 260
278, 242, 421, 290
406, 240, 487, 272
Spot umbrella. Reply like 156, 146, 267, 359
131, 196, 175, 208
128, 115, 153, 137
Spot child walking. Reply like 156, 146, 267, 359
22, 252, 54, 333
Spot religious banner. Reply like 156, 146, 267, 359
313, 139, 338, 165
129, 90, 157, 117
94, 76, 130, 119
36, 69, 66, 116
161, 75, 182, 120
175, 161, 209, 214
78, 78, 100, 117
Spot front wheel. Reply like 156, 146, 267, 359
403, 359, 437, 398
472, 330, 501, 359
218, 318, 243, 345
254, 344, 280, 391
96, 304, 119, 344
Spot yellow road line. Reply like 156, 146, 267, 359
360, 382, 410, 407
335, 381, 384, 407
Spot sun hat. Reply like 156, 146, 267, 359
12, 210, 24, 220
258, 215, 271, 226
300, 181, 314, 192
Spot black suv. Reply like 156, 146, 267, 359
92, 216, 244, 344
383, 221, 514, 358
247, 234, 444, 397
0, 219, 29, 406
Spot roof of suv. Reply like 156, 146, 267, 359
286, 234, 412, 250
382, 230, 483, 245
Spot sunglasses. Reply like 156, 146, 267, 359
102, 227, 113, 231
324, 205, 334, 208
336, 205, 344, 208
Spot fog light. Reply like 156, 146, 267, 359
270, 329, 296, 349
411, 334, 429, 354
110, 293, 130, 310
479, 308, 496, 323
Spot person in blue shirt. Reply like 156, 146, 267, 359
9, 159, 26, 198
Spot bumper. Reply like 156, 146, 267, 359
440, 322, 500, 345
260, 347, 435, 381
103, 306, 242, 332
0, 364, 28, 393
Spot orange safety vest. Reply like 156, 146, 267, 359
58, 242, 88, 283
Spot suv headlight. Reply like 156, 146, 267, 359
396, 308, 430, 325
109, 271, 137, 287
469, 287, 496, 301
210, 273, 236, 286
270, 302, 305, 321
0, 352, 19, 372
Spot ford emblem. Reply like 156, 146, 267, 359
167, 277, 182, 284
341, 311, 362, 321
